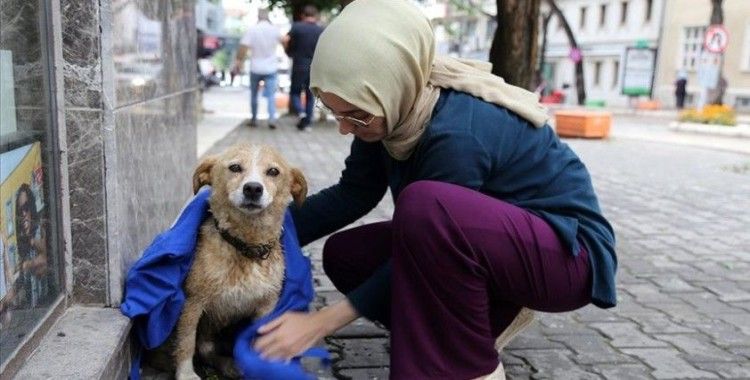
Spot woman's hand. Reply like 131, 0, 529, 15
254, 300, 360, 361
254, 311, 327, 361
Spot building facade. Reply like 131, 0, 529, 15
653, 0, 750, 111
541, 0, 665, 107
0, 0, 198, 377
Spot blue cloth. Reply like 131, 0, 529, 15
291, 89, 617, 314
121, 187, 328, 379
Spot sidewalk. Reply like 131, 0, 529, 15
199, 87, 750, 379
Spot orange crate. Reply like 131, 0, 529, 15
554, 110, 611, 138
637, 100, 661, 110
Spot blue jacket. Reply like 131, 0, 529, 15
121, 187, 327, 379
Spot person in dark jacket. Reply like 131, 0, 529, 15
675, 69, 688, 109
282, 5, 324, 131
253, 1, 617, 378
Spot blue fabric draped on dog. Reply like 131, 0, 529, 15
120, 187, 328, 379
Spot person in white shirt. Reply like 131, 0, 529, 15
233, 9, 282, 129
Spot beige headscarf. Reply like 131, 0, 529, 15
310, 0, 548, 160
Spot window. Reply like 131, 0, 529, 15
0, 0, 63, 370
681, 26, 707, 70
594, 61, 603, 86
613, 60, 620, 88
580, 7, 587, 30
620, 1, 629, 26
645, 0, 653, 23
600, 4, 608, 28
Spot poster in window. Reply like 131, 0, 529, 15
0, 142, 47, 308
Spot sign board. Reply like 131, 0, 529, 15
569, 48, 582, 63
0, 50, 18, 137
697, 50, 721, 89
621, 47, 657, 96
704, 25, 729, 54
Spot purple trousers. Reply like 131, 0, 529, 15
323, 181, 591, 379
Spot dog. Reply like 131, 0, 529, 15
167, 143, 307, 380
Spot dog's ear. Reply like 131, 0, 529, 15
192, 155, 217, 194
290, 167, 308, 207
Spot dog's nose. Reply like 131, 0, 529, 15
243, 182, 264, 200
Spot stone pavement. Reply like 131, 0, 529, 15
200, 87, 750, 379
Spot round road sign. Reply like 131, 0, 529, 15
704, 25, 729, 54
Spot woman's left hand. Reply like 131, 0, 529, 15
254, 311, 327, 361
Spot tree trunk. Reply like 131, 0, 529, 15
710, 0, 723, 24
536, 12, 553, 89
546, 0, 586, 105
489, 0, 541, 89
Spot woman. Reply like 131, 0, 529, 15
254, 0, 616, 378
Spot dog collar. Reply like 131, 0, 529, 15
212, 217, 277, 260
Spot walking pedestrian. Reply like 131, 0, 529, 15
254, 0, 617, 378
233, 9, 282, 129
675, 69, 687, 109
282, 5, 324, 131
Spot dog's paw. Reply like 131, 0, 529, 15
175, 360, 201, 380
176, 372, 201, 380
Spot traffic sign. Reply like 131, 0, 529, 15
704, 25, 729, 54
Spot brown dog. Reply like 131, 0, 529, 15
172, 143, 307, 380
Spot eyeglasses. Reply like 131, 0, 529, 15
315, 98, 376, 128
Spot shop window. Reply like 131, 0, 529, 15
0, 1, 64, 370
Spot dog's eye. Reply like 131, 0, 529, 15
266, 167, 280, 177
229, 164, 243, 173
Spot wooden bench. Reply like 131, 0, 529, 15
554, 110, 612, 139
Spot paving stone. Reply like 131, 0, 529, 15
697, 281, 750, 302
548, 334, 637, 365
650, 276, 700, 293
636, 313, 697, 334
505, 363, 535, 379
622, 348, 719, 379
512, 349, 602, 379
329, 338, 389, 369
681, 318, 750, 348
655, 333, 741, 362
333, 318, 388, 339
505, 329, 566, 350
693, 362, 750, 379
728, 347, 750, 360
716, 313, 750, 335
672, 292, 746, 318
590, 322, 669, 348
337, 367, 390, 379
572, 306, 623, 323
593, 364, 655, 380
536, 313, 599, 336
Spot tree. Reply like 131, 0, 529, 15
489, 0, 541, 89
710, 0, 723, 24
536, 10, 553, 89
266, 0, 340, 21
545, 0, 586, 105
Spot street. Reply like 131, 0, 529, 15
200, 87, 750, 379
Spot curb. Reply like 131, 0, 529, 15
668, 121, 750, 139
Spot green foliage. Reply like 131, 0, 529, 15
262, 0, 341, 18
212, 49, 231, 71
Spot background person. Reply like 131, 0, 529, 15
282, 5, 324, 131
234, 9, 282, 129
252, 1, 617, 379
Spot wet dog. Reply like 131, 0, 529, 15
168, 143, 307, 379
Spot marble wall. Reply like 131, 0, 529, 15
61, 0, 197, 304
